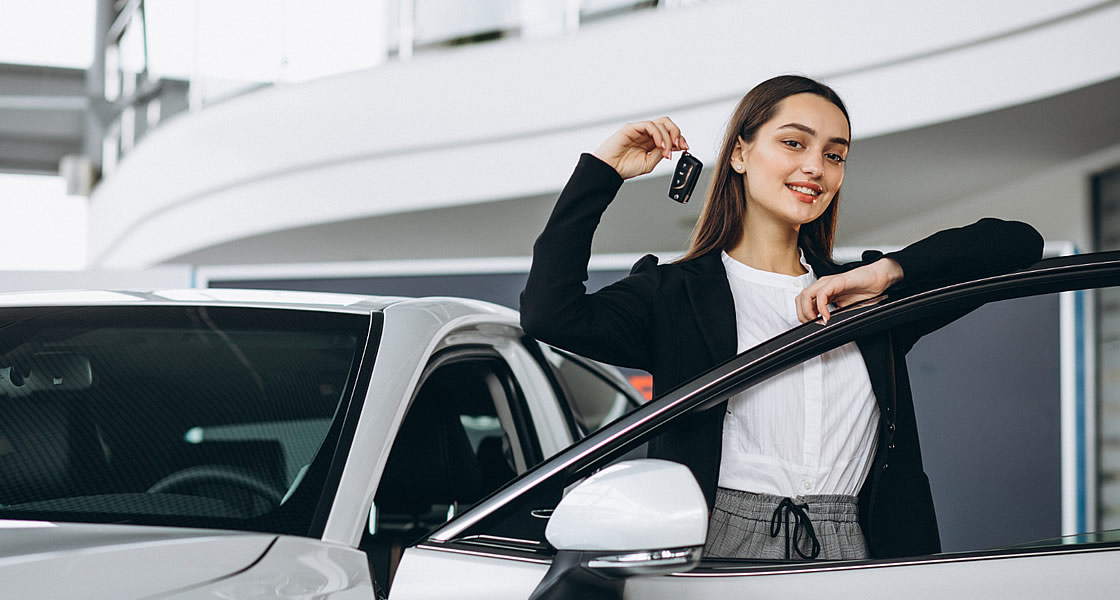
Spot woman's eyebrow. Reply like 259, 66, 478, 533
777, 122, 849, 146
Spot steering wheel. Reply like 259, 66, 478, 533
147, 465, 285, 505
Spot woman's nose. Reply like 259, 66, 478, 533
801, 157, 823, 177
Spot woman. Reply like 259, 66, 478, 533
520, 75, 1042, 560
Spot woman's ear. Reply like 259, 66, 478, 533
730, 136, 748, 173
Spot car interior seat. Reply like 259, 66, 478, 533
365, 374, 484, 589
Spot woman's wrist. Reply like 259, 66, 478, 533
878, 258, 905, 287
589, 150, 623, 177
591, 144, 635, 179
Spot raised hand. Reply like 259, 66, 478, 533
592, 117, 689, 180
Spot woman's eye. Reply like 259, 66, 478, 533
826, 153, 846, 164
783, 140, 803, 149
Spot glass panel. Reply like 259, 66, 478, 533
364, 356, 536, 590
0, 306, 368, 535
544, 348, 637, 435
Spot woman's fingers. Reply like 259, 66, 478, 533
796, 269, 892, 324
797, 287, 831, 324
657, 117, 683, 151
798, 277, 843, 324
594, 118, 690, 179
629, 121, 662, 154
654, 116, 690, 153
796, 285, 821, 323
816, 291, 832, 325
648, 120, 675, 160
622, 118, 689, 158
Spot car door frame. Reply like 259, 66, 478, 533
391, 251, 1120, 597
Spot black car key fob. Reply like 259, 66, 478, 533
669, 152, 702, 203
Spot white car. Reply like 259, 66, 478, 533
4, 248, 1120, 599
0, 289, 641, 598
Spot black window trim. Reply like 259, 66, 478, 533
307, 311, 384, 537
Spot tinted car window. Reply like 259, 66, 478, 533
364, 353, 542, 590
544, 348, 638, 435
0, 306, 369, 535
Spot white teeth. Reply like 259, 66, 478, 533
787, 184, 820, 196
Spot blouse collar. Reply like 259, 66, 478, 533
720, 249, 816, 289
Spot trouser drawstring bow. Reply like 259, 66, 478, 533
769, 497, 821, 559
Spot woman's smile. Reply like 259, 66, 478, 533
786, 181, 823, 203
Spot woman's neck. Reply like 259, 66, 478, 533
726, 219, 805, 276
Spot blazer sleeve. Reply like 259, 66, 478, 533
871, 218, 1044, 353
520, 154, 660, 371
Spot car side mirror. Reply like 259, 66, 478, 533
529, 459, 707, 600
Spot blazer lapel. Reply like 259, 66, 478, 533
684, 251, 738, 363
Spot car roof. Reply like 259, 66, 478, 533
0, 288, 520, 321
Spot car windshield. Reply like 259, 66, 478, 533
0, 305, 370, 536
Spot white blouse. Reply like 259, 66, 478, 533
717, 251, 880, 498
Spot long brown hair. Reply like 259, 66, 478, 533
678, 75, 850, 264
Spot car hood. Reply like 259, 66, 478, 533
0, 520, 276, 599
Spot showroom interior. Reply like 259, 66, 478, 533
2, 0, 1120, 548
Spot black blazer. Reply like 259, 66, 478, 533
521, 154, 1044, 558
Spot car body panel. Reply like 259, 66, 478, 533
629, 547, 1120, 598
390, 546, 548, 600
0, 521, 275, 599
167, 535, 376, 599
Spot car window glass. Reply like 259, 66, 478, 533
543, 348, 640, 435
906, 292, 1068, 553
0, 306, 368, 535
654, 290, 1081, 562
363, 353, 541, 591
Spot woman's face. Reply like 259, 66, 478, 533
732, 93, 850, 230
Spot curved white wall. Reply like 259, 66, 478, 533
88, 0, 1120, 267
